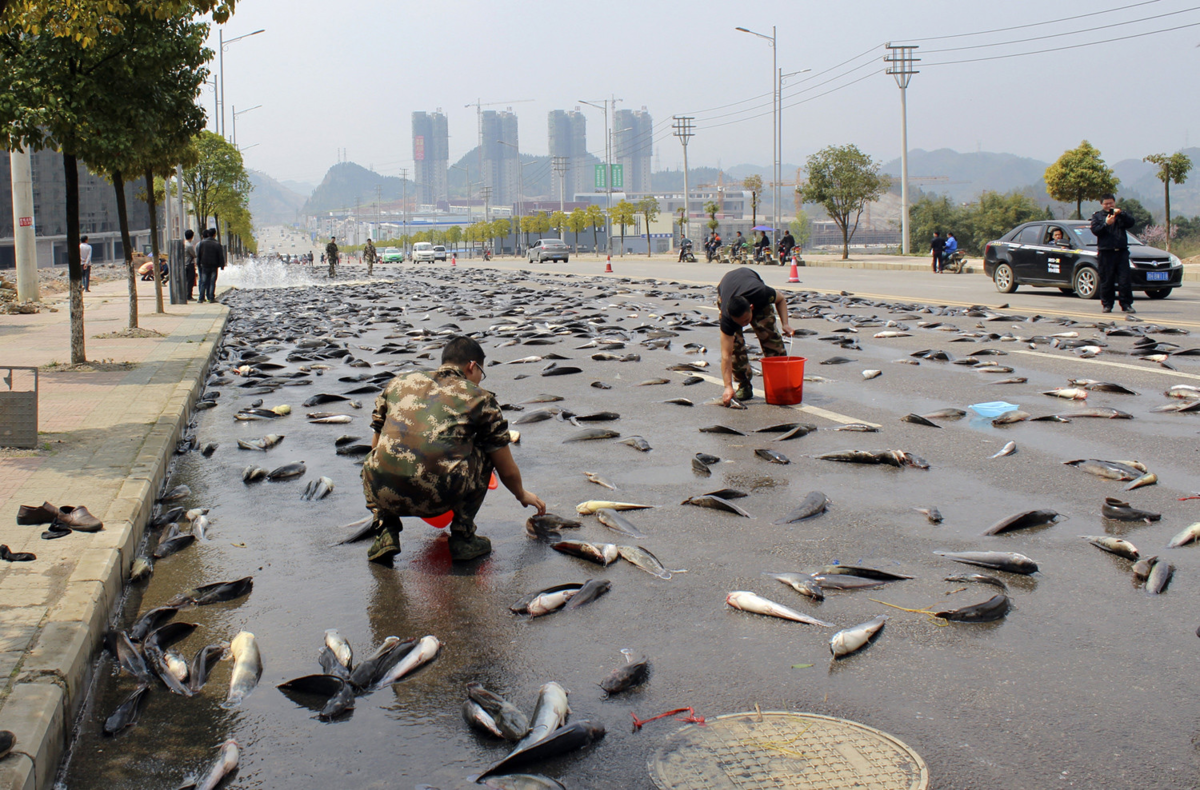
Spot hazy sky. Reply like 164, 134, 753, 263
213, 0, 1200, 188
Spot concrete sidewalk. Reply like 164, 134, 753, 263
0, 276, 227, 790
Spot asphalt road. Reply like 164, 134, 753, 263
61, 259, 1200, 790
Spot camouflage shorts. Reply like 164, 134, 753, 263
362, 447, 493, 538
719, 297, 786, 386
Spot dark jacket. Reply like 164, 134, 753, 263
196, 238, 226, 271
1089, 209, 1135, 250
779, 232, 795, 251
930, 236, 946, 254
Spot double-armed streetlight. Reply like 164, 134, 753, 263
579, 99, 621, 258
735, 26, 779, 249
218, 28, 264, 139
232, 104, 261, 149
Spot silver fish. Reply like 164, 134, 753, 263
990, 441, 1016, 459
830, 615, 887, 658
595, 508, 645, 538
373, 635, 440, 686
1168, 522, 1200, 548
765, 572, 825, 601
725, 591, 833, 627
1081, 535, 1140, 560
221, 631, 261, 709
324, 629, 352, 669
617, 545, 674, 580
514, 682, 570, 752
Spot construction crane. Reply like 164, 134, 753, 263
464, 98, 534, 179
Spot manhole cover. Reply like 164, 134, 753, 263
649, 711, 929, 790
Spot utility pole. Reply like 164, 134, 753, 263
672, 116, 694, 243
580, 98, 618, 259
9, 149, 38, 302
552, 155, 568, 238
885, 43, 919, 255
399, 167, 409, 256
481, 185, 493, 225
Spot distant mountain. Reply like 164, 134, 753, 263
651, 167, 725, 192
248, 170, 306, 227
880, 148, 1051, 204
280, 180, 314, 198
301, 163, 412, 215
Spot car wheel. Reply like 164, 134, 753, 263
993, 263, 1018, 294
1146, 288, 1172, 299
563, 257, 569, 263
1073, 266, 1099, 299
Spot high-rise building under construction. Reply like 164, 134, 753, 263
548, 110, 587, 201
411, 111, 448, 206
613, 108, 653, 194
481, 110, 519, 209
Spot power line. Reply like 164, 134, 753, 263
922, 4, 1200, 54
910, 0, 1162, 42
924, 19, 1200, 66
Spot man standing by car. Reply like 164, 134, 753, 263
1090, 193, 1136, 313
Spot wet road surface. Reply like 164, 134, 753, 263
60, 261, 1200, 790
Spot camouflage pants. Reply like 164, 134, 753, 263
361, 447, 494, 558
719, 297, 786, 386
328, 259, 337, 278
366, 257, 374, 276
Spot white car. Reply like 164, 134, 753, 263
433, 245, 447, 261
412, 242, 435, 263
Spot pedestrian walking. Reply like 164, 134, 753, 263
183, 229, 197, 301
360, 336, 546, 565
195, 228, 226, 303
79, 235, 92, 291
930, 231, 945, 273
716, 266, 796, 406
1090, 193, 1136, 313
325, 236, 339, 278
363, 238, 377, 276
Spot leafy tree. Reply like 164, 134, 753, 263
0, 0, 236, 48
798, 144, 889, 260
704, 200, 720, 233
446, 224, 462, 252
520, 214, 537, 248
1116, 197, 1153, 236
566, 208, 588, 253
609, 200, 637, 255
636, 196, 660, 257
584, 204, 605, 252
1143, 152, 1192, 252
964, 191, 1044, 254
1044, 140, 1118, 219
742, 174, 763, 229
183, 131, 250, 233
789, 210, 811, 250
549, 209, 567, 240
1172, 215, 1200, 239
907, 194, 958, 256
490, 218, 510, 251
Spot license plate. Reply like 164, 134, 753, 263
1146, 271, 1169, 282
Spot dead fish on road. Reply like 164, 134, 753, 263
765, 572, 825, 601
268, 462, 307, 480
991, 410, 1030, 426
168, 576, 254, 607
476, 721, 605, 782
562, 428, 620, 443
935, 593, 1010, 622
563, 578, 612, 610
990, 441, 1017, 459
514, 410, 556, 425
862, 370, 882, 380
830, 615, 887, 658
1044, 387, 1088, 400
1081, 535, 1140, 560
637, 378, 670, 386
301, 476, 335, 500
466, 683, 530, 741
526, 513, 582, 541
1068, 379, 1137, 395
934, 550, 1038, 575
584, 472, 617, 490
944, 573, 1008, 590
774, 492, 830, 524
984, 509, 1061, 535
620, 436, 652, 452
1125, 472, 1158, 491
775, 424, 818, 441
574, 411, 621, 422
681, 495, 752, 518
835, 423, 879, 432
725, 591, 833, 627
914, 506, 943, 524
699, 425, 746, 436
1168, 522, 1200, 548
221, 631, 262, 709
177, 740, 239, 790
1102, 497, 1161, 522
819, 565, 913, 582
922, 408, 966, 421
1146, 560, 1174, 594
576, 500, 654, 515
552, 540, 619, 566
1057, 407, 1134, 419
158, 484, 190, 503
309, 415, 354, 424
617, 545, 675, 579
816, 449, 928, 469
1063, 459, 1144, 481
600, 655, 650, 696
755, 448, 790, 464
901, 413, 941, 428
542, 366, 583, 377
692, 457, 712, 476
595, 508, 645, 538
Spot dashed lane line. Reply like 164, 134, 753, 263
676, 370, 881, 427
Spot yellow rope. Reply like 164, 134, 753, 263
869, 598, 950, 626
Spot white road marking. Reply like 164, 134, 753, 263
675, 371, 880, 427
1008, 349, 1200, 381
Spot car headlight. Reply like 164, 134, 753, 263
1169, 254, 1182, 267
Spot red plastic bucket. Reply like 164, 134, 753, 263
760, 356, 806, 405
422, 472, 499, 528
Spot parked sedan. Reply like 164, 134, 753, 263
381, 247, 404, 263
983, 220, 1183, 299
527, 238, 570, 263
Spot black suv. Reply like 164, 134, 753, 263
983, 220, 1183, 299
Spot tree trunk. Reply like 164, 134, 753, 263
1075, 195, 1082, 220
751, 195, 757, 229
1164, 180, 1171, 252
645, 214, 652, 257
841, 221, 849, 260
145, 169, 163, 314
592, 224, 598, 253
113, 171, 138, 329
64, 153, 86, 364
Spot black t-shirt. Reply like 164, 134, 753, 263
718, 267, 776, 336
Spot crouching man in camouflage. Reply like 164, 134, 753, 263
361, 336, 546, 565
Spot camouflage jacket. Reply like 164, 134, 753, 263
363, 365, 511, 489
363, 244, 377, 262
325, 241, 339, 261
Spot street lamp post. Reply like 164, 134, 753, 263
736, 25, 777, 252
778, 67, 810, 243
218, 28, 264, 140
579, 99, 615, 259
498, 140, 538, 254
232, 104, 262, 149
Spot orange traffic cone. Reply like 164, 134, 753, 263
787, 257, 800, 283
451, 253, 457, 267
604, 255, 613, 273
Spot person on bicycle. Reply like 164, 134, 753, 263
940, 232, 958, 273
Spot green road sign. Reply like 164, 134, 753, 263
594, 164, 606, 190
611, 164, 624, 189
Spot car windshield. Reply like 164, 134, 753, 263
1069, 226, 1143, 247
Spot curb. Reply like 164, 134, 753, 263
796, 258, 978, 274
0, 305, 229, 790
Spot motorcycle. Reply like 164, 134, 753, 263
942, 250, 967, 274
483, 248, 493, 262
678, 240, 696, 263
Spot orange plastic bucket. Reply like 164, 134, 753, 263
761, 356, 806, 405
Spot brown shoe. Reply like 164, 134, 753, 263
55, 505, 103, 532
17, 501, 60, 525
